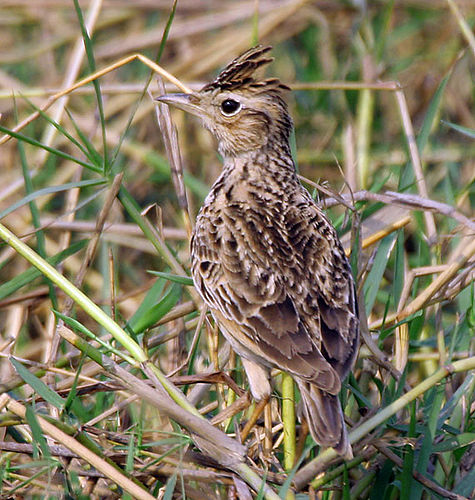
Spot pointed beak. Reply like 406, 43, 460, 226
155, 93, 203, 118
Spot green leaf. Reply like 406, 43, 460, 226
119, 185, 174, 263
393, 230, 404, 310
145, 150, 210, 199
127, 279, 166, 331
162, 472, 177, 500
156, 0, 177, 62
0, 123, 99, 173
0, 239, 88, 300
25, 406, 52, 460
399, 72, 450, 191
66, 108, 104, 167
16, 103, 58, 310
400, 401, 416, 500
432, 433, 475, 453
10, 459, 57, 471
0, 178, 106, 220
147, 271, 194, 286
417, 73, 450, 153
53, 310, 136, 365
255, 471, 267, 500
364, 233, 397, 316
348, 373, 373, 409
453, 464, 475, 497
64, 355, 85, 415
278, 446, 313, 498
73, 0, 108, 173
126, 429, 135, 474
130, 283, 182, 334
441, 119, 475, 139
438, 373, 475, 427
11, 358, 65, 410
409, 384, 445, 500
369, 460, 393, 500
22, 96, 94, 165
342, 464, 350, 500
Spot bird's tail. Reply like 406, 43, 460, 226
296, 380, 353, 459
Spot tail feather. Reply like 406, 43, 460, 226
297, 380, 352, 459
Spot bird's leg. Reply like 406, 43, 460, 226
295, 418, 309, 460
241, 357, 272, 401
206, 319, 227, 407
241, 397, 269, 441
240, 357, 271, 441
263, 402, 273, 455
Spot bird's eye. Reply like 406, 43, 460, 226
220, 99, 241, 116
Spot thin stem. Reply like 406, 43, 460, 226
281, 372, 296, 472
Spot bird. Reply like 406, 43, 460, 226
157, 45, 359, 457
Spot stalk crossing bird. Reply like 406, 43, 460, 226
157, 46, 359, 457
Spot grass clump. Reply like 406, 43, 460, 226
0, 1, 474, 498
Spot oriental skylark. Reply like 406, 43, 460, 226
157, 46, 359, 457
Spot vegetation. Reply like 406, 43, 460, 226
0, 1, 474, 498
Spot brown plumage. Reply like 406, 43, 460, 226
157, 46, 359, 457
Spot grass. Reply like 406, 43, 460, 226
0, 1, 474, 499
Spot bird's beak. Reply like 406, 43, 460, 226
155, 93, 203, 118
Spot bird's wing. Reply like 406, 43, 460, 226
191, 195, 358, 392
284, 196, 359, 379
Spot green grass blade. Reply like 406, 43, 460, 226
432, 432, 475, 453
393, 229, 404, 310
6, 466, 55, 496
441, 119, 475, 139
437, 372, 475, 427
10, 357, 65, 410
417, 73, 450, 153
126, 429, 135, 474
63, 355, 85, 415
400, 401, 416, 499
453, 465, 475, 497
25, 407, 52, 460
163, 472, 177, 500
130, 282, 182, 335
72, 0, 108, 173
364, 233, 397, 316
409, 384, 445, 500
54, 310, 136, 365
110, 0, 176, 167
0, 239, 88, 300
147, 271, 193, 286
118, 185, 187, 272
145, 150, 210, 200
0, 178, 106, 220
126, 278, 166, 332
399, 73, 450, 190
65, 108, 104, 167
156, 0, 177, 62
16, 109, 58, 310
0, 123, 99, 172
22, 96, 95, 165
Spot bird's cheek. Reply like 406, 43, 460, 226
201, 117, 216, 135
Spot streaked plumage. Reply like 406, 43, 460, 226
157, 46, 359, 457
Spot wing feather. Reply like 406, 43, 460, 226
191, 189, 358, 394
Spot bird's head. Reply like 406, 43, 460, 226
156, 46, 292, 158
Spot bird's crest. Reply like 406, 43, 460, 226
201, 45, 290, 94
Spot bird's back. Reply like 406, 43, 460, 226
191, 152, 358, 389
